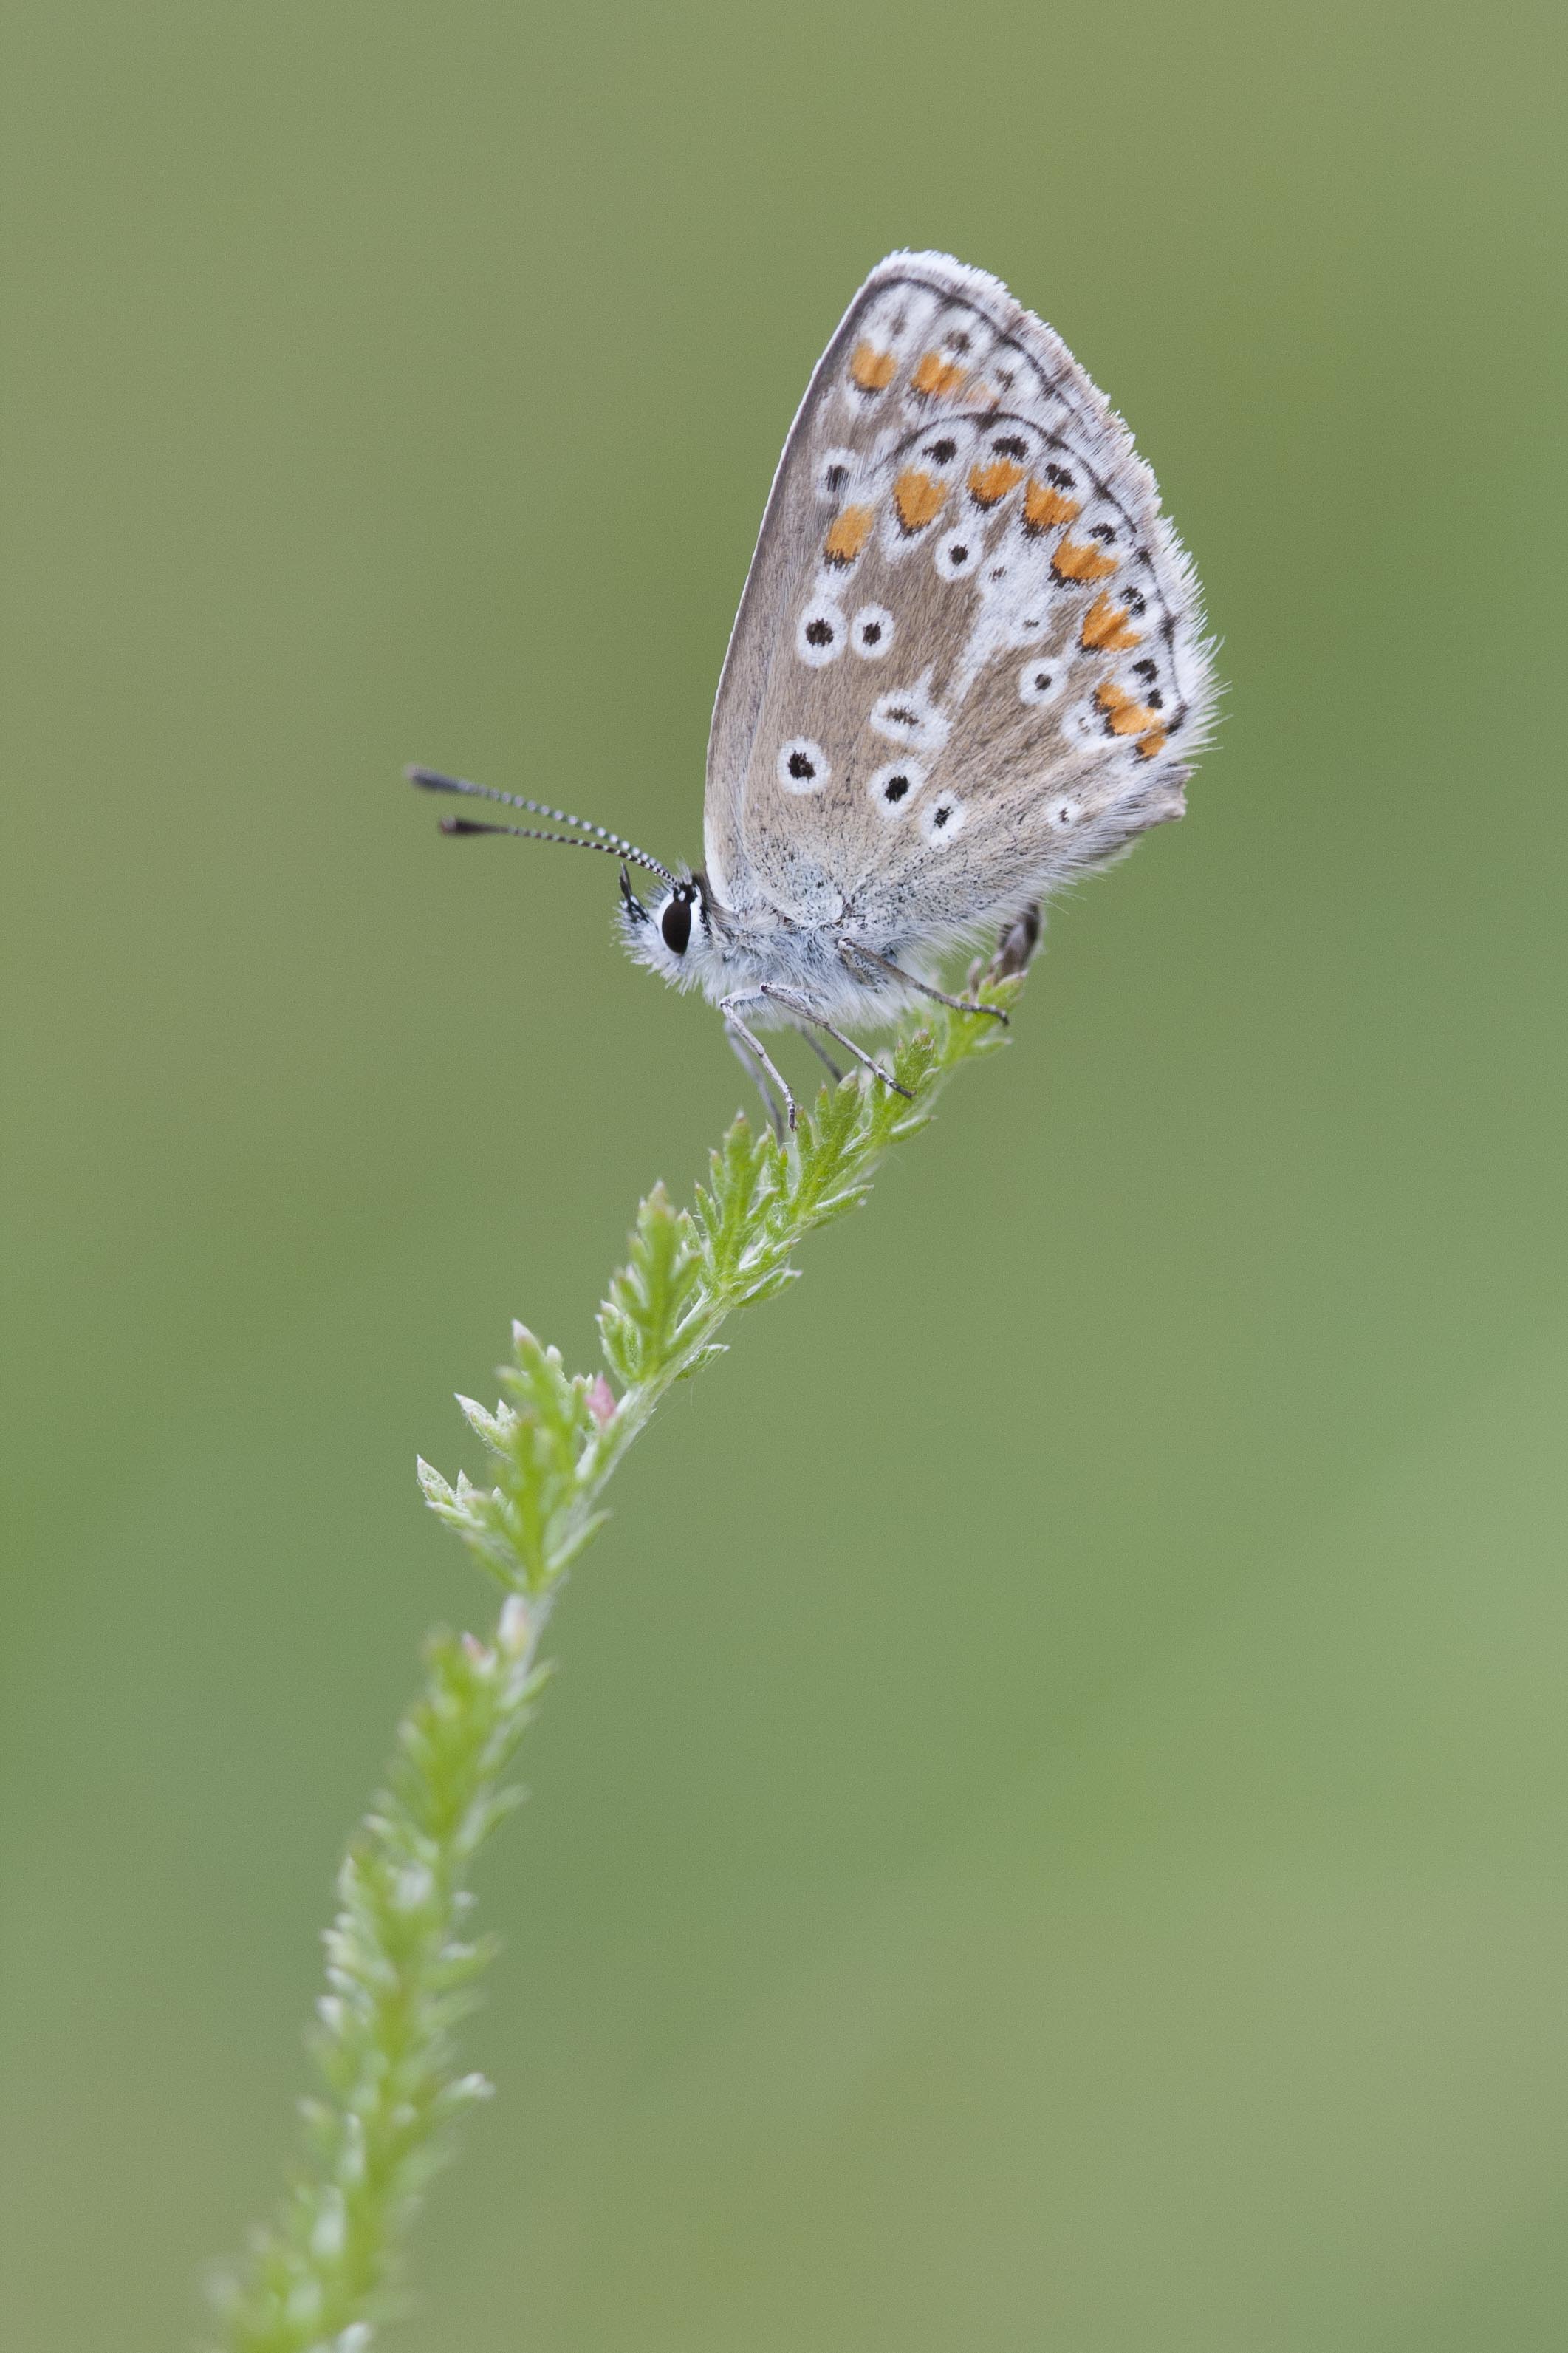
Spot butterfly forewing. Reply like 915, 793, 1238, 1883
705, 251, 1214, 948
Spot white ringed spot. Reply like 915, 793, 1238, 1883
777, 737, 829, 793
919, 793, 967, 845
795, 598, 846, 669
869, 683, 950, 756
867, 757, 927, 817
850, 604, 894, 660
934, 527, 982, 581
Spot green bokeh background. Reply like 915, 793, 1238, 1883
4, 3, 1566, 2346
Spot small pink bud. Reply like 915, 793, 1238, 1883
462, 1632, 487, 1663
587, 1375, 617, 1429
511, 1320, 534, 1351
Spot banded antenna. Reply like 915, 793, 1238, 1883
408, 767, 677, 887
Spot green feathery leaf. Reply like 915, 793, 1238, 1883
214, 974, 1023, 2351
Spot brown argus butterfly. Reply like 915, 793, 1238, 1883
413, 251, 1216, 1130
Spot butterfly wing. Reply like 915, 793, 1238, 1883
704, 251, 1216, 949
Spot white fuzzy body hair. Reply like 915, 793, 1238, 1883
620, 886, 955, 1030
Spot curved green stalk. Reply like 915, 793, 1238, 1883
213, 974, 1021, 2351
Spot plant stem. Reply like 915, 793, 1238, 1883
214, 974, 1022, 2351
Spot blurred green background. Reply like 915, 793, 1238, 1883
4, 2, 1566, 2346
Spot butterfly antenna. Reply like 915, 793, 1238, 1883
434, 815, 671, 870
407, 766, 677, 885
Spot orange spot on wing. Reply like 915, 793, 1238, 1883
1052, 535, 1118, 584
1134, 728, 1168, 759
824, 503, 876, 565
849, 342, 897, 392
892, 468, 946, 533
1022, 479, 1081, 533
968, 457, 1024, 508
911, 349, 966, 398
1096, 681, 1160, 737
1081, 592, 1142, 652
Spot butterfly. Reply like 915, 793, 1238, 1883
412, 250, 1216, 1131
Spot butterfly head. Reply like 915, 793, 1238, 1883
619, 865, 719, 994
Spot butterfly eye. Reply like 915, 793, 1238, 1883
660, 892, 694, 954
777, 737, 829, 793
850, 604, 894, 659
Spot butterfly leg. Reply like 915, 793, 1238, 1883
727, 1023, 788, 1140
838, 938, 1008, 1024
754, 986, 914, 1101
720, 995, 798, 1134
796, 1025, 845, 1083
